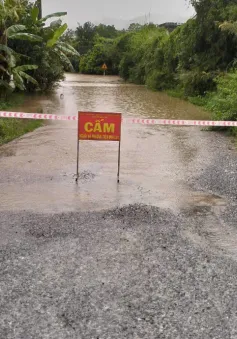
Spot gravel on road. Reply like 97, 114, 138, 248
1, 204, 237, 339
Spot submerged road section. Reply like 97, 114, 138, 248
1, 75, 237, 338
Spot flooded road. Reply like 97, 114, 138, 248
0, 74, 215, 213
2, 74, 237, 339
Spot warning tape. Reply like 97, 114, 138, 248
0, 111, 77, 121
123, 118, 237, 127
1, 111, 237, 127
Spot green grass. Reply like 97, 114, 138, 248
188, 96, 208, 106
166, 88, 209, 107
166, 88, 184, 99
0, 118, 44, 145
0, 94, 24, 110
0, 94, 44, 145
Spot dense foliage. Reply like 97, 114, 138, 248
1, 0, 237, 126
73, 0, 237, 123
0, 0, 79, 97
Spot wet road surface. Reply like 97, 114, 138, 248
0, 74, 211, 213
1, 75, 237, 338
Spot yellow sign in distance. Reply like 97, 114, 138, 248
101, 63, 108, 70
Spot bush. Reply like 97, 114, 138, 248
25, 48, 65, 92
206, 71, 237, 121
146, 70, 177, 90
79, 37, 119, 75
128, 64, 146, 84
179, 71, 216, 97
188, 95, 208, 106
119, 54, 135, 80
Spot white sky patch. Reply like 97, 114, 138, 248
40, 0, 195, 28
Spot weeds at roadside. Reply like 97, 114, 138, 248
0, 95, 44, 145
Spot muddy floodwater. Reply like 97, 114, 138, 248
3, 74, 237, 339
0, 74, 222, 213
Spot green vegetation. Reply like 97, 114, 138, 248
0, 0, 79, 96
0, 96, 44, 145
0, 94, 23, 110
72, 0, 237, 129
1, 0, 237, 144
0, 0, 79, 144
0, 117, 43, 145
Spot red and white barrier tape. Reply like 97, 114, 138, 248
123, 118, 237, 127
1, 111, 237, 127
0, 111, 77, 121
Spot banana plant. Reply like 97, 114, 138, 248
0, 24, 40, 91
6, 24, 43, 42
27, 5, 80, 70
12, 64, 38, 90
0, 43, 38, 91
0, 1, 41, 93
0, 1, 80, 94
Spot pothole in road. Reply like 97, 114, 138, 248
181, 193, 226, 217
191, 193, 226, 207
78, 170, 96, 181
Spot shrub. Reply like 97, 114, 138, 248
179, 71, 216, 97
206, 71, 237, 121
146, 70, 177, 91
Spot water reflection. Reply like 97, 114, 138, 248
0, 74, 212, 213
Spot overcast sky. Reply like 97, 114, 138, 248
42, 0, 195, 28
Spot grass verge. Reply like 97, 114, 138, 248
0, 95, 44, 145
166, 75, 237, 138
0, 118, 44, 145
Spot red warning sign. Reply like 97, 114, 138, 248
78, 112, 121, 141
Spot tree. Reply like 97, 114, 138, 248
79, 37, 119, 75
75, 22, 96, 55
95, 24, 118, 38
158, 22, 180, 32
0, 0, 40, 95
61, 29, 76, 43
60, 28, 80, 71
128, 23, 142, 32
0, 0, 80, 95
8, 2, 80, 91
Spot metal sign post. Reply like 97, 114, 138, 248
117, 122, 122, 183
76, 125, 80, 183
76, 111, 122, 184
102, 63, 108, 76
